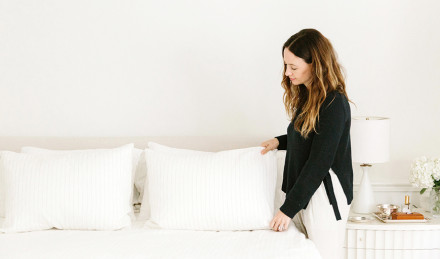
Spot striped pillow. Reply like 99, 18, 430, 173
21, 146, 143, 212
139, 142, 286, 221
138, 142, 209, 220
144, 146, 277, 231
0, 146, 143, 219
0, 144, 134, 233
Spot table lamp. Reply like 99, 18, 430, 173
351, 116, 390, 214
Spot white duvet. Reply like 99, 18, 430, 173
0, 215, 321, 259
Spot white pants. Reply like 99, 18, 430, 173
291, 169, 351, 259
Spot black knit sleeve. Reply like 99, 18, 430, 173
279, 94, 347, 218
274, 135, 287, 150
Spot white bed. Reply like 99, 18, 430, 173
0, 136, 322, 259
0, 213, 320, 259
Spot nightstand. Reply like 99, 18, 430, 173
345, 209, 440, 258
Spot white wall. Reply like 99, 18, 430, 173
1, 0, 439, 184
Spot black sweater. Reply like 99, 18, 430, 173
275, 91, 353, 220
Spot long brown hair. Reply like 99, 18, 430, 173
281, 28, 351, 139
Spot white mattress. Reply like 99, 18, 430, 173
0, 214, 321, 259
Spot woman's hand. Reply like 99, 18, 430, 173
270, 210, 291, 232
260, 138, 279, 155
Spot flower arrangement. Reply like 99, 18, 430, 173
409, 156, 440, 217
409, 156, 440, 194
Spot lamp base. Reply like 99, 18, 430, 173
352, 164, 376, 214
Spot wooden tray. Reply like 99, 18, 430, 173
372, 212, 429, 223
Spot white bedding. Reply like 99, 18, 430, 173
0, 214, 321, 259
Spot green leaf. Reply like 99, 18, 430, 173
420, 188, 427, 194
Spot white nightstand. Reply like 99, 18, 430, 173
345, 209, 440, 258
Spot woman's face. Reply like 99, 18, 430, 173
283, 48, 313, 87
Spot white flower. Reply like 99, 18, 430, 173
409, 156, 435, 189
433, 158, 440, 181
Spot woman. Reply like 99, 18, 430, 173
261, 29, 353, 259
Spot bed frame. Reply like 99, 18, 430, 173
0, 136, 270, 152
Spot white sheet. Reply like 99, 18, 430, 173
0, 214, 321, 259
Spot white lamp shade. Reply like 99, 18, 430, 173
351, 116, 390, 164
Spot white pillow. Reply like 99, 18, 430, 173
138, 142, 209, 220
0, 146, 143, 219
20, 146, 143, 178
0, 144, 134, 233
139, 142, 286, 220
144, 146, 277, 231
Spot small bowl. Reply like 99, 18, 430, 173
348, 216, 374, 223
377, 204, 399, 218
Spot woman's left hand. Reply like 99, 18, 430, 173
270, 210, 291, 232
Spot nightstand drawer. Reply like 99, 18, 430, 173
345, 210, 440, 258
346, 229, 440, 249
346, 248, 440, 258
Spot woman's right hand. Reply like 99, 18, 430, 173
260, 138, 279, 155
